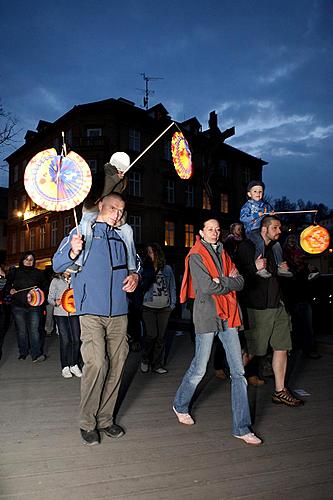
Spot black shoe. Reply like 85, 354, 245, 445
304, 352, 322, 360
99, 423, 125, 438
18, 354, 27, 360
80, 428, 100, 445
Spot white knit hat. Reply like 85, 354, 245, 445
110, 152, 130, 172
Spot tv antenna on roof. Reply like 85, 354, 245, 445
140, 73, 164, 110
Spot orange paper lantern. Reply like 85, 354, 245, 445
171, 131, 193, 179
27, 287, 45, 306
300, 225, 330, 254
61, 288, 76, 313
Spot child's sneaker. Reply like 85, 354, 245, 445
256, 268, 272, 278
277, 266, 293, 278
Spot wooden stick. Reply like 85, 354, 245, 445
274, 210, 318, 215
61, 131, 67, 156
73, 207, 80, 236
122, 122, 176, 174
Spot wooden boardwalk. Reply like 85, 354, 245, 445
0, 323, 333, 500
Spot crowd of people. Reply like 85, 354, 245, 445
0, 164, 323, 447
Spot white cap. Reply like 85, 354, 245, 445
110, 152, 130, 172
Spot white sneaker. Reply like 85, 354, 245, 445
256, 268, 272, 279
277, 266, 293, 277
70, 365, 82, 378
62, 366, 72, 378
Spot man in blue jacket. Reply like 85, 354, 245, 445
53, 193, 139, 445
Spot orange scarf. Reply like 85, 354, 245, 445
180, 236, 241, 327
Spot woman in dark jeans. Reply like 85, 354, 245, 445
4, 252, 48, 362
48, 272, 82, 378
141, 243, 176, 374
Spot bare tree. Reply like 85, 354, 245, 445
0, 101, 18, 151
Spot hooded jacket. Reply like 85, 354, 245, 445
53, 222, 128, 317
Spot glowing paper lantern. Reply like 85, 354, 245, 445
27, 287, 45, 306
300, 225, 330, 254
171, 131, 192, 179
61, 288, 76, 313
24, 148, 92, 211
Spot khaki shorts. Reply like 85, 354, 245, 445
245, 306, 292, 356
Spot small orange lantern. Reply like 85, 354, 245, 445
61, 288, 76, 313
300, 225, 330, 254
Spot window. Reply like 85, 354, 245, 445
87, 159, 98, 174
220, 193, 229, 213
14, 165, 19, 183
87, 128, 102, 137
218, 159, 228, 177
51, 220, 58, 246
20, 230, 25, 252
166, 180, 175, 203
21, 195, 27, 212
185, 224, 194, 247
129, 128, 140, 151
163, 140, 172, 161
242, 166, 251, 184
64, 216, 71, 236
128, 171, 142, 197
185, 184, 194, 207
128, 215, 142, 244
66, 128, 72, 145
202, 189, 211, 210
165, 221, 175, 246
12, 232, 17, 253
29, 227, 36, 250
13, 198, 18, 211
40, 225, 46, 249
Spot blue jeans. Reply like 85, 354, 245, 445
55, 315, 81, 368
247, 229, 283, 265
12, 305, 43, 359
173, 322, 251, 436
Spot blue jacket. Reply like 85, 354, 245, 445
240, 199, 273, 233
53, 222, 128, 317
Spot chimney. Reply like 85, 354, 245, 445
209, 111, 218, 130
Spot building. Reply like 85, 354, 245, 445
5, 97, 267, 285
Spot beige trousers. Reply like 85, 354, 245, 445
79, 314, 128, 430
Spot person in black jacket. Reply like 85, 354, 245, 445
4, 252, 48, 362
236, 216, 303, 407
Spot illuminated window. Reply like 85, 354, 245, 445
51, 221, 58, 246
185, 185, 194, 207
64, 216, 71, 236
185, 224, 194, 247
202, 189, 211, 210
129, 171, 142, 197
166, 180, 175, 203
220, 193, 229, 213
165, 221, 175, 246
129, 128, 140, 151
128, 215, 142, 244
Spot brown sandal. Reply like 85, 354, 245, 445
272, 388, 304, 407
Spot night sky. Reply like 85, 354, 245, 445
1, 0, 332, 208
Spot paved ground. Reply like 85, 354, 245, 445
0, 323, 333, 500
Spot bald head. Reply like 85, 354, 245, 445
97, 193, 125, 226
